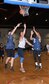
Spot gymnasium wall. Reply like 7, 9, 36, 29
0, 28, 49, 48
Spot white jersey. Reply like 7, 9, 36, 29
46, 44, 49, 52
18, 37, 26, 48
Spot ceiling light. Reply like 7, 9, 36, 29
36, 13, 38, 15
45, 19, 47, 22
5, 17, 7, 20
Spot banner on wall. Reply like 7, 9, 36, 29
4, 0, 49, 9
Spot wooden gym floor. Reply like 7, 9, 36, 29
0, 50, 49, 84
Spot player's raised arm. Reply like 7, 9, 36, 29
11, 23, 22, 35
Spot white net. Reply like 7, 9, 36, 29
19, 6, 30, 16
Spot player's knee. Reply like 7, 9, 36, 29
20, 57, 24, 63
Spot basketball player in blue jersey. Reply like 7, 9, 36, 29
5, 23, 21, 71
30, 26, 42, 70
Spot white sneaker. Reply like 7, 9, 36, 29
39, 63, 42, 69
20, 68, 25, 73
39, 65, 42, 69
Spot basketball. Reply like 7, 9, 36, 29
19, 9, 25, 15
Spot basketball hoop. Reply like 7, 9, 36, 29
19, 6, 30, 16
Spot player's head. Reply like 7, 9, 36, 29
33, 33, 36, 38
20, 32, 23, 36
8, 30, 11, 35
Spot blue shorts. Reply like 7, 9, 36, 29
33, 50, 41, 57
14, 52, 24, 63
6, 49, 15, 57
18, 47, 24, 57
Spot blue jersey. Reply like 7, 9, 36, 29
6, 35, 15, 50
33, 37, 41, 51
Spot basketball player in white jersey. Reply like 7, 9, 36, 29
15, 23, 33, 73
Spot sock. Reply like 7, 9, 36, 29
35, 62, 38, 66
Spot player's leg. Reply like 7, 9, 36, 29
37, 51, 42, 69
33, 50, 39, 69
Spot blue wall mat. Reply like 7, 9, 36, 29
4, 0, 49, 9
